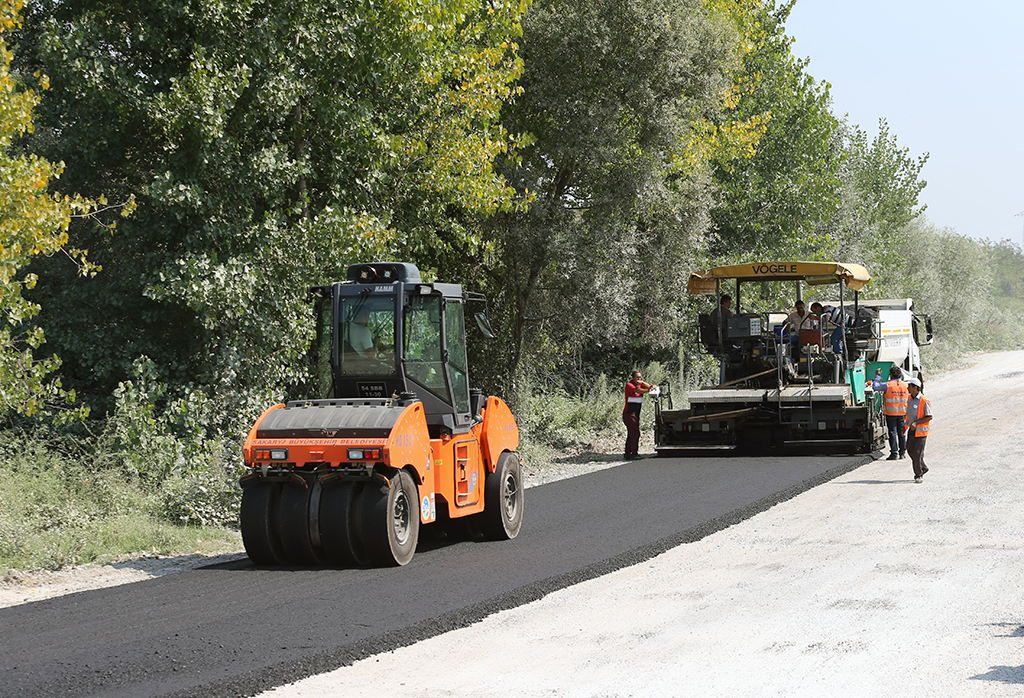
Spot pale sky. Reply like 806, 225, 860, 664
785, 1, 1024, 246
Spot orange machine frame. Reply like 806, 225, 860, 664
243, 396, 519, 526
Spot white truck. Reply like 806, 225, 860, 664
854, 298, 933, 383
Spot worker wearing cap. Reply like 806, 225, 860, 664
873, 366, 909, 460
623, 370, 655, 460
903, 377, 932, 483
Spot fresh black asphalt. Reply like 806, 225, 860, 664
0, 454, 872, 698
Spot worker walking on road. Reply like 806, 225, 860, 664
623, 370, 656, 460
904, 377, 932, 483
873, 366, 910, 460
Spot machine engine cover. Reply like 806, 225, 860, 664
256, 400, 405, 439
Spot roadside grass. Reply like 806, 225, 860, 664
0, 430, 242, 572
513, 360, 703, 465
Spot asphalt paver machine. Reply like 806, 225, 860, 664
655, 261, 888, 455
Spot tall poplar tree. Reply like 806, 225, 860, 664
460, 0, 744, 391
708, 0, 842, 261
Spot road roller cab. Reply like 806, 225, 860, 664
240, 262, 524, 567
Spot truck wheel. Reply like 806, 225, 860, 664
356, 470, 419, 566
276, 480, 324, 566
320, 480, 368, 566
240, 480, 284, 566
481, 451, 524, 540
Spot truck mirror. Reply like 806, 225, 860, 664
474, 312, 496, 340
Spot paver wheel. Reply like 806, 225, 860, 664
356, 470, 420, 566
276, 479, 324, 566
319, 480, 368, 566
480, 451, 524, 540
240, 480, 285, 566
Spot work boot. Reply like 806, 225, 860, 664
886, 454, 899, 460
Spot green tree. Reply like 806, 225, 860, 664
889, 217, 991, 356
827, 118, 928, 287
0, 0, 125, 418
456, 0, 743, 393
708, 0, 842, 261
16, 0, 528, 427
982, 238, 1024, 303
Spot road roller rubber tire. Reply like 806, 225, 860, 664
480, 451, 524, 540
240, 480, 285, 566
355, 470, 419, 566
276, 479, 324, 565
319, 480, 368, 566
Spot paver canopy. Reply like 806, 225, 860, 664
687, 261, 872, 294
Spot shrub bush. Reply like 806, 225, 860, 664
0, 360, 246, 570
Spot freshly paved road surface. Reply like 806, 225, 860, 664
261, 350, 1024, 698
0, 444, 869, 697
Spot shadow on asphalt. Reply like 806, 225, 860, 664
194, 523, 478, 572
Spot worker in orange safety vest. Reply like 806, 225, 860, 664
872, 365, 910, 460
903, 377, 932, 483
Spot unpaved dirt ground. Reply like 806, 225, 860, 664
0, 551, 248, 607
256, 350, 1024, 697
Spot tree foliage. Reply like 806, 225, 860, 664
0, 0, 128, 418
455, 0, 745, 394
984, 238, 1024, 303
16, 0, 529, 426
1, 0, 1011, 449
826, 118, 928, 288
707, 0, 841, 260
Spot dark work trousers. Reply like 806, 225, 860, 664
907, 434, 928, 478
885, 414, 907, 457
623, 410, 641, 458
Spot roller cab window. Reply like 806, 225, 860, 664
339, 295, 397, 376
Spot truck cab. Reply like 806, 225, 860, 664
852, 298, 933, 381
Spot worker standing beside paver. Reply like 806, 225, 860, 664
623, 370, 655, 460
873, 366, 910, 460
904, 376, 932, 483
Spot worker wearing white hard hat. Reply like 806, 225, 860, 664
903, 376, 932, 483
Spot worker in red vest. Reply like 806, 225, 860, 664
623, 370, 656, 460
903, 377, 933, 483
872, 365, 910, 460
